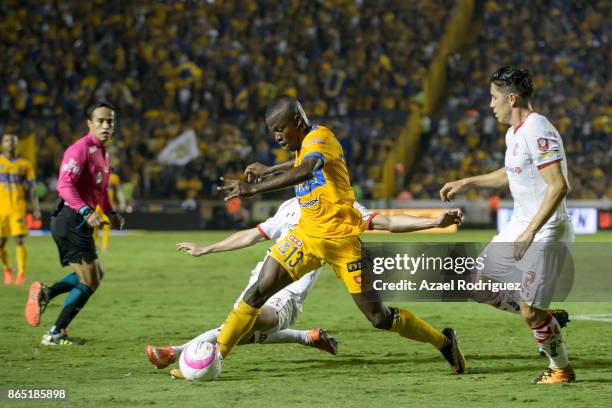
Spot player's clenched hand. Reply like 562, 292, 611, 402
244, 162, 270, 184
439, 180, 465, 202
176, 242, 210, 257
217, 177, 255, 201
109, 213, 125, 230
513, 229, 535, 261
436, 209, 464, 228
85, 212, 105, 227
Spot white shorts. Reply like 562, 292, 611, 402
234, 261, 304, 333
478, 219, 575, 309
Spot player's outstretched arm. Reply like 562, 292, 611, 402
177, 228, 264, 257
220, 156, 322, 200
440, 167, 508, 202
245, 161, 294, 183
371, 209, 464, 233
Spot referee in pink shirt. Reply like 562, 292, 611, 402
25, 101, 125, 345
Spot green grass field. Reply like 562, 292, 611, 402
1, 230, 611, 407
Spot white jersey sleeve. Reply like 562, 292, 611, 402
353, 201, 378, 230
523, 120, 564, 170
257, 198, 300, 241
505, 112, 569, 226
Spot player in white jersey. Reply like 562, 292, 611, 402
440, 66, 575, 384
146, 198, 463, 376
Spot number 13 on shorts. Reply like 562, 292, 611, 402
277, 237, 304, 268
270, 232, 324, 281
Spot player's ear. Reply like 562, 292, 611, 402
508, 92, 518, 108
294, 113, 303, 129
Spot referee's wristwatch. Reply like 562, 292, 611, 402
79, 205, 93, 219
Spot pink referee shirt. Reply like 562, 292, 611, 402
57, 132, 113, 213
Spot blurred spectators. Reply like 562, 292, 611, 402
0, 0, 453, 201
409, 0, 610, 200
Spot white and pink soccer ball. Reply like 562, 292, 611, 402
179, 341, 223, 381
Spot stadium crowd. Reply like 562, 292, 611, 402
1, 0, 608, 202
408, 0, 610, 200
1, 0, 452, 201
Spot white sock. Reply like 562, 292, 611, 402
531, 314, 569, 369
172, 327, 222, 358
256, 329, 312, 346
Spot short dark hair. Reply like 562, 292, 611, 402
265, 96, 298, 120
265, 96, 310, 128
86, 101, 116, 120
490, 66, 533, 98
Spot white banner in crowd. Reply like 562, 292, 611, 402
157, 128, 200, 166
497, 208, 598, 234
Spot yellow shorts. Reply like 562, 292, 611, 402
269, 227, 363, 294
0, 212, 28, 237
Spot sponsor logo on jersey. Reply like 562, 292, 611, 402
61, 158, 80, 174
299, 197, 319, 208
512, 142, 519, 156
89, 146, 98, 154
304, 138, 326, 146
537, 138, 550, 152
346, 260, 362, 272
288, 234, 303, 247
95, 172, 102, 184
0, 173, 25, 184
278, 241, 291, 255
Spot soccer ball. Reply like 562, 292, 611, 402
179, 341, 223, 381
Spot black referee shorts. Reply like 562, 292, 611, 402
51, 201, 97, 267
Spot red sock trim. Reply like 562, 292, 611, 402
530, 312, 553, 330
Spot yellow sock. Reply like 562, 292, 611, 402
0, 246, 9, 270
102, 223, 110, 251
93, 227, 99, 248
16, 244, 27, 276
217, 300, 261, 358
390, 308, 446, 350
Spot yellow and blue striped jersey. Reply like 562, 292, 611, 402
293, 125, 364, 238
0, 155, 35, 215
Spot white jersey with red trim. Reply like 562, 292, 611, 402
256, 197, 376, 296
504, 112, 569, 226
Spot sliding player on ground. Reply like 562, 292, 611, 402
147, 197, 463, 377
213, 97, 465, 378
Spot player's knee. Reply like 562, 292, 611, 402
15, 235, 25, 246
252, 306, 278, 332
97, 263, 105, 281
79, 267, 101, 291
0, 238, 7, 248
520, 304, 545, 325
242, 284, 268, 309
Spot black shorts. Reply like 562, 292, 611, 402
51, 202, 97, 267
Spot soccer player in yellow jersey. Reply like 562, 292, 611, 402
94, 173, 126, 251
0, 134, 41, 285
214, 97, 465, 377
